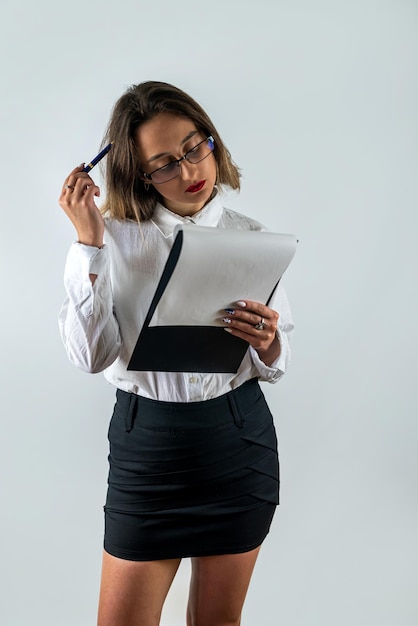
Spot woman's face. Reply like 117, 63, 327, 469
135, 112, 217, 216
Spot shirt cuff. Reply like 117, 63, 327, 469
64, 242, 109, 281
249, 326, 290, 382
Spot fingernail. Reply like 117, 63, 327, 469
222, 317, 231, 324
236, 301, 246, 307
224, 328, 232, 333
225, 308, 235, 315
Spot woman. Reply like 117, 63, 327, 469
59, 81, 293, 626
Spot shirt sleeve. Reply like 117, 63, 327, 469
248, 283, 294, 383
58, 242, 122, 373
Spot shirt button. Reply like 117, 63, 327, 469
189, 376, 197, 384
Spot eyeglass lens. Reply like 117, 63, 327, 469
149, 136, 215, 184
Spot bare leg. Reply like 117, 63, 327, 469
97, 550, 181, 626
186, 546, 261, 626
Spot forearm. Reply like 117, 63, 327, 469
249, 285, 294, 382
59, 243, 121, 373
59, 293, 121, 373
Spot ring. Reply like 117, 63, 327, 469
254, 317, 266, 331
64, 184, 75, 190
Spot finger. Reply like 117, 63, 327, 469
235, 300, 274, 317
62, 164, 98, 190
224, 318, 277, 353
67, 171, 96, 188
224, 324, 270, 352
223, 316, 269, 336
72, 175, 99, 193
60, 184, 99, 207
225, 305, 278, 328
62, 174, 98, 199
69, 186, 101, 211
59, 180, 100, 212
63, 163, 85, 185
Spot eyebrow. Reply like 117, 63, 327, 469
147, 130, 199, 163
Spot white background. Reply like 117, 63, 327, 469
1, 1, 417, 624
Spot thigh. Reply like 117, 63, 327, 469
186, 547, 261, 626
97, 550, 181, 626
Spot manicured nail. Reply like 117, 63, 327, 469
222, 317, 231, 324
224, 328, 232, 333
236, 301, 246, 307
225, 308, 235, 315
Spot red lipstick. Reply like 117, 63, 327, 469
186, 180, 205, 193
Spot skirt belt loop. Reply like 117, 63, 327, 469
228, 391, 244, 428
124, 393, 138, 432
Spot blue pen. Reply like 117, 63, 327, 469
82, 142, 113, 172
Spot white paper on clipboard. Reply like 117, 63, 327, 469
148, 224, 297, 327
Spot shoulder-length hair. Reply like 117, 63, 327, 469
100, 81, 240, 221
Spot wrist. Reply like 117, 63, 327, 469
76, 226, 104, 249
256, 331, 281, 367
77, 238, 104, 249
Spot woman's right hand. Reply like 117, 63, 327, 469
59, 165, 104, 248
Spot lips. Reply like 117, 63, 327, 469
186, 180, 205, 193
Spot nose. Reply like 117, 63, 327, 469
178, 158, 198, 179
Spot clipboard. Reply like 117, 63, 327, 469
127, 224, 297, 373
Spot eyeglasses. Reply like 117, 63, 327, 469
141, 136, 215, 184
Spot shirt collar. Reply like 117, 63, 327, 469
150, 192, 224, 238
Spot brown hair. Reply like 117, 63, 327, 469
100, 81, 240, 221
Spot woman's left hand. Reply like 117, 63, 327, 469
222, 300, 280, 366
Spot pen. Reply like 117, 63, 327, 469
82, 142, 113, 173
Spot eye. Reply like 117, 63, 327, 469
186, 142, 204, 158
158, 162, 178, 173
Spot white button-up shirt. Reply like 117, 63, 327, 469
59, 194, 294, 402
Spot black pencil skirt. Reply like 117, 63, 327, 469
103, 378, 279, 561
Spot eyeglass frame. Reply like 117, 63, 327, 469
140, 135, 215, 184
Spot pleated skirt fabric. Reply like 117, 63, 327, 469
104, 378, 279, 561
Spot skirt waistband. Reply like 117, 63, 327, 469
115, 378, 262, 432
